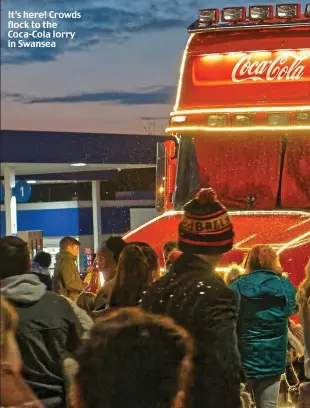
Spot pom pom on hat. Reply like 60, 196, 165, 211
196, 188, 217, 205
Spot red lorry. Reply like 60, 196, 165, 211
124, 3, 310, 286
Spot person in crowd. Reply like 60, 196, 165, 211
72, 308, 195, 408
53, 237, 85, 301
163, 241, 178, 272
0, 295, 44, 408
166, 250, 183, 273
225, 263, 242, 286
108, 245, 154, 308
0, 236, 84, 408
140, 245, 161, 281
94, 236, 127, 311
76, 292, 96, 317
163, 241, 178, 265
230, 244, 297, 408
296, 258, 310, 407
141, 188, 243, 408
31, 251, 52, 291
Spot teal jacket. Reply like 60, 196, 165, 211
230, 269, 297, 380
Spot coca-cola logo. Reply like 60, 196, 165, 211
232, 52, 309, 83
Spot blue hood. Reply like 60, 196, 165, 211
236, 269, 288, 298
231, 269, 297, 317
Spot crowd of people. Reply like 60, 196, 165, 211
0, 187, 309, 408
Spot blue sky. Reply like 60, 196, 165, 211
1, 0, 308, 134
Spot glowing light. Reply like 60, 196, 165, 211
171, 105, 310, 116
234, 234, 257, 248
277, 231, 310, 255
158, 186, 165, 194
99, 272, 105, 286
166, 125, 310, 133
174, 33, 195, 112
71, 163, 87, 167
123, 210, 309, 239
216, 267, 245, 273
171, 115, 186, 123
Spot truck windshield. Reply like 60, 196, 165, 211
174, 132, 309, 211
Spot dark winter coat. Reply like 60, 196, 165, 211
140, 253, 243, 408
31, 261, 52, 291
230, 269, 297, 380
1, 274, 83, 408
53, 250, 85, 301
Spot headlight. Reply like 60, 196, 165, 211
268, 113, 289, 126
249, 5, 274, 20
208, 114, 228, 127
198, 9, 220, 24
276, 4, 301, 19
222, 7, 246, 22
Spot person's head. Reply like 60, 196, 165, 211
0, 296, 21, 373
166, 251, 183, 272
33, 251, 52, 268
96, 236, 127, 280
110, 245, 154, 307
163, 241, 178, 264
0, 236, 30, 280
77, 292, 96, 316
225, 264, 241, 286
73, 308, 194, 408
178, 188, 234, 267
246, 245, 282, 274
140, 245, 160, 281
297, 258, 310, 306
60, 237, 80, 257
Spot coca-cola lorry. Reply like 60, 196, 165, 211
124, 3, 310, 286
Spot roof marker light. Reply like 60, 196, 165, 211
198, 9, 220, 24
222, 7, 246, 22
305, 4, 310, 17
276, 4, 301, 19
249, 5, 274, 20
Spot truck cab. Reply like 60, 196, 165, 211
124, 4, 310, 285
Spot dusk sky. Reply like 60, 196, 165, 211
1, 0, 307, 135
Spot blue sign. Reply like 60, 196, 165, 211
13, 181, 32, 203
0, 183, 4, 202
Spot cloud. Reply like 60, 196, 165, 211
1, 0, 197, 65
2, 85, 175, 105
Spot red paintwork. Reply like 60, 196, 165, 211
179, 28, 310, 110
124, 211, 310, 287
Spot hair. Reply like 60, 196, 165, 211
77, 292, 96, 316
246, 245, 279, 273
33, 251, 52, 268
130, 242, 151, 248
163, 241, 178, 262
296, 259, 310, 308
60, 236, 80, 250
225, 264, 241, 286
0, 296, 18, 359
140, 246, 160, 278
75, 308, 194, 408
97, 236, 127, 263
0, 236, 31, 280
109, 245, 153, 307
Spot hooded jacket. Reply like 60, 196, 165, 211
53, 250, 85, 301
141, 253, 243, 408
230, 269, 297, 380
1, 274, 83, 408
31, 261, 52, 291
